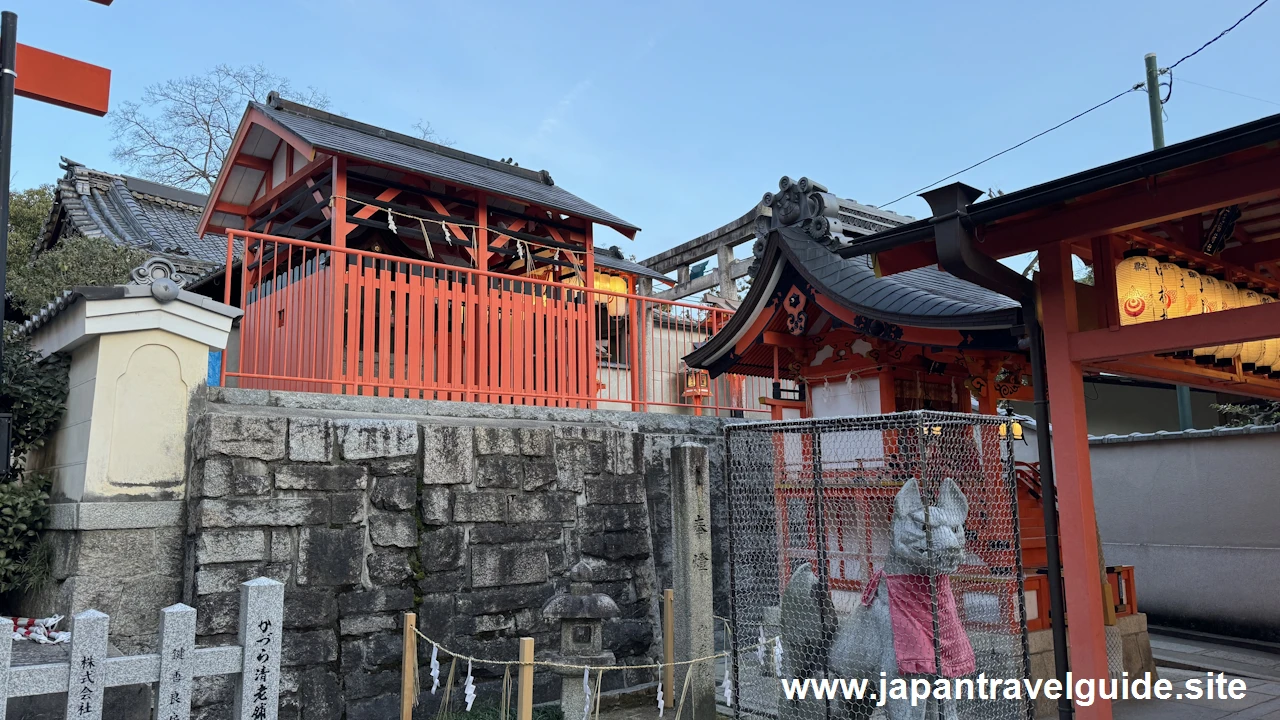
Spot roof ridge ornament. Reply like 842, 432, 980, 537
130, 256, 188, 293
749, 175, 847, 278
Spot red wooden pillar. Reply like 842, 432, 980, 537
330, 157, 351, 394
476, 193, 489, 404
584, 224, 597, 409
977, 369, 999, 415
1039, 240, 1113, 719
878, 369, 896, 413
627, 276, 644, 412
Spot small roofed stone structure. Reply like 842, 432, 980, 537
542, 559, 621, 714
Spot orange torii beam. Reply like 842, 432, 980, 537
15, 43, 110, 116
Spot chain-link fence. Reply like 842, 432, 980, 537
724, 411, 1031, 720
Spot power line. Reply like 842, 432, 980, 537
878, 0, 1271, 209
878, 87, 1141, 209
1165, 0, 1269, 71
1176, 77, 1280, 108
1160, 0, 1270, 108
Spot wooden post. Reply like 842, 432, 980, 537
585, 223, 598, 409
663, 588, 675, 708
1039, 241, 1113, 720
401, 612, 417, 720
518, 636, 534, 720
476, 193, 489, 404
330, 156, 349, 395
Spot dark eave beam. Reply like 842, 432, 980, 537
247, 155, 332, 216
233, 155, 272, 173
249, 170, 333, 233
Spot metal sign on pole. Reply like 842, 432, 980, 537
0, 11, 18, 477
0, 5, 112, 477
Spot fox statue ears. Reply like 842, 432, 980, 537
895, 478, 925, 517
937, 478, 969, 522
893, 477, 969, 522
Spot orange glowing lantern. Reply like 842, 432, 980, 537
680, 363, 712, 399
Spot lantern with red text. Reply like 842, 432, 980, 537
1116, 249, 1164, 325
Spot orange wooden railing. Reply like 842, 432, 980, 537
221, 229, 773, 416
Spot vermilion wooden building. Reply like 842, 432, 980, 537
194, 94, 767, 414
688, 111, 1280, 719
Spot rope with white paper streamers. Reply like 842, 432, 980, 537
326, 194, 587, 277
412, 627, 774, 671
413, 625, 780, 718
463, 659, 477, 711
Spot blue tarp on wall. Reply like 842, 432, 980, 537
208, 351, 222, 386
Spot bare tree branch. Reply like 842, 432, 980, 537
109, 64, 332, 192
412, 119, 454, 147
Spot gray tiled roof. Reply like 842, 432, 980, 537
593, 247, 669, 282
20, 284, 242, 337
42, 160, 652, 299
777, 227, 1020, 327
42, 159, 229, 276
255, 98, 639, 233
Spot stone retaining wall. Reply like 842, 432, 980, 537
184, 393, 725, 720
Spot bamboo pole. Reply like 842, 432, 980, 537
518, 636, 535, 720
663, 588, 675, 708
402, 612, 417, 720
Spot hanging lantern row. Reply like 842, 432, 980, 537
1115, 249, 1280, 376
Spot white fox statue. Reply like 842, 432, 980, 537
779, 478, 974, 720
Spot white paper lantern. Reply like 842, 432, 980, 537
1239, 289, 1266, 370
1255, 295, 1280, 374
1156, 257, 1185, 320
1213, 281, 1244, 364
1116, 250, 1163, 325
1193, 275, 1225, 364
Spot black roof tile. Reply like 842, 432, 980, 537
255, 99, 639, 234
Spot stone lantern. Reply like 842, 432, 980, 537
542, 560, 620, 716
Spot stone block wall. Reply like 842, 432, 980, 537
183, 395, 725, 720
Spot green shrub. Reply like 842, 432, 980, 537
7, 232, 146, 318
0, 327, 68, 592
0, 474, 51, 593
2, 327, 70, 469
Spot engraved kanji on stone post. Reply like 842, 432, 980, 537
156, 603, 196, 720
233, 577, 284, 720
65, 609, 109, 720
671, 443, 715, 720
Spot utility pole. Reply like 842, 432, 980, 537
1145, 52, 1195, 431
0, 11, 16, 476
1144, 53, 1165, 150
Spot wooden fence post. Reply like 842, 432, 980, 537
518, 637, 535, 720
401, 612, 418, 720
663, 588, 674, 708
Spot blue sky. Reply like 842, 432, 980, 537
8, 0, 1280, 264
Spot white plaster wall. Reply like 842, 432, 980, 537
31, 340, 100, 501
82, 330, 210, 500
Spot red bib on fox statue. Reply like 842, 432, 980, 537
862, 569, 976, 677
